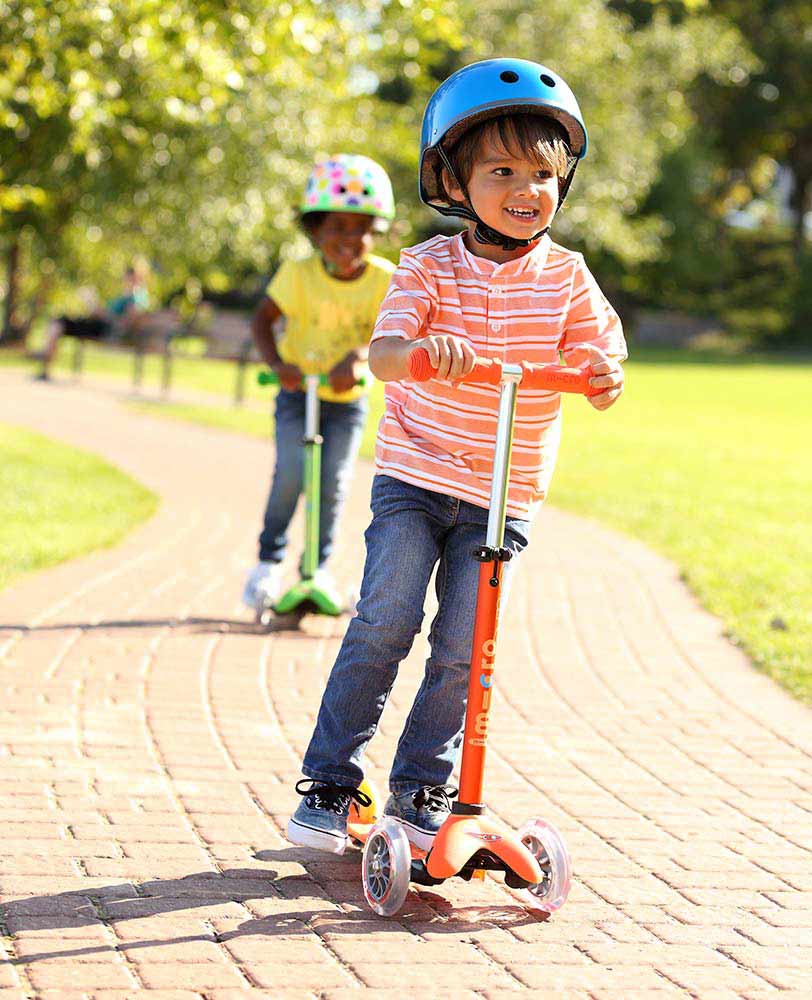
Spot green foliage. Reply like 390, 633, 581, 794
608, 0, 812, 345
0, 0, 361, 309
627, 222, 812, 347
1, 1, 757, 319
366, 1, 753, 265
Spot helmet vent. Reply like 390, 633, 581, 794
499, 71, 519, 83
540, 74, 556, 87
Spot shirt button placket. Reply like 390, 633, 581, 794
489, 282, 502, 335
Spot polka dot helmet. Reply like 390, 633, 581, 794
300, 154, 396, 222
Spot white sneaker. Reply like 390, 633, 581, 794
311, 568, 337, 591
242, 561, 283, 610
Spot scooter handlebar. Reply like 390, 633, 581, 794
257, 370, 367, 388
407, 347, 599, 396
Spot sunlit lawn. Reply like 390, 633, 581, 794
552, 349, 811, 704
5, 340, 810, 704
0, 423, 157, 591
0, 335, 268, 404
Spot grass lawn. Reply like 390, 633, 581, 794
0, 335, 269, 404
552, 349, 811, 704
0, 423, 158, 591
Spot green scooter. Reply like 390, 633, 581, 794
256, 369, 363, 624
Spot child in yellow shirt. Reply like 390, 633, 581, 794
243, 155, 396, 612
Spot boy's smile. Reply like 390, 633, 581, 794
313, 212, 375, 280
445, 135, 561, 261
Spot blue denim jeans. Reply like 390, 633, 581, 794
258, 390, 368, 566
302, 474, 531, 794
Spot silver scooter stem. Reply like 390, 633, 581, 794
304, 374, 320, 441
485, 363, 522, 549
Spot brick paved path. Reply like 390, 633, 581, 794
1, 369, 810, 999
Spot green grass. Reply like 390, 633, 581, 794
551, 348, 812, 704
128, 399, 273, 438
1, 336, 269, 404
0, 423, 158, 591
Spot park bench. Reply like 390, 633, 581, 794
59, 305, 260, 405
199, 308, 261, 404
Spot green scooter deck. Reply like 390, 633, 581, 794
273, 578, 344, 617
259, 369, 358, 620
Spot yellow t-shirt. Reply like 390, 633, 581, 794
267, 252, 396, 403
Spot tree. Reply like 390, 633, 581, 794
1, 0, 756, 335
0, 0, 358, 338
362, 0, 752, 271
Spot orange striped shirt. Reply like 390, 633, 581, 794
371, 233, 626, 519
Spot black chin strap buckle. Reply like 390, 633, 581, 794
473, 220, 547, 251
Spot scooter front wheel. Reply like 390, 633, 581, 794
517, 818, 571, 913
361, 816, 411, 916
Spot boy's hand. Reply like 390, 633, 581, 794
563, 343, 624, 411
273, 362, 303, 391
414, 335, 477, 382
328, 356, 364, 393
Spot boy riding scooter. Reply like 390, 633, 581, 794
243, 155, 396, 619
286, 57, 626, 916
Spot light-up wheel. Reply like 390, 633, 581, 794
361, 817, 411, 916
517, 818, 571, 913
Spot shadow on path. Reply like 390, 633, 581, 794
2, 850, 540, 966
0, 613, 321, 637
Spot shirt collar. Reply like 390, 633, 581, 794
452, 231, 551, 277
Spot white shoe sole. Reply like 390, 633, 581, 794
387, 816, 436, 853
286, 817, 347, 855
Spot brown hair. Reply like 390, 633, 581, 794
442, 114, 572, 200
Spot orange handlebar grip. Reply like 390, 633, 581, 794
522, 362, 599, 396
408, 347, 436, 382
407, 348, 503, 385
408, 347, 599, 396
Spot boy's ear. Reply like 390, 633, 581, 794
441, 167, 466, 205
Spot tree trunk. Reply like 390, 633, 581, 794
792, 171, 810, 253
1, 236, 25, 345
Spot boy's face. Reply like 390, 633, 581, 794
445, 134, 560, 249
311, 212, 375, 279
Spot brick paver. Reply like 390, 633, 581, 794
1, 369, 810, 998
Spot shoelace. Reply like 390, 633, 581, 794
295, 779, 372, 815
413, 784, 457, 815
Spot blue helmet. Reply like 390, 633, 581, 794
419, 58, 587, 249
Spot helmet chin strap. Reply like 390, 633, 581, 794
436, 144, 577, 252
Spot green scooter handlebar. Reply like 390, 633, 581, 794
257, 370, 367, 388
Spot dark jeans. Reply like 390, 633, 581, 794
258, 389, 368, 567
302, 474, 531, 794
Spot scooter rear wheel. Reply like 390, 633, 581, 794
362, 816, 411, 916
517, 818, 571, 913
